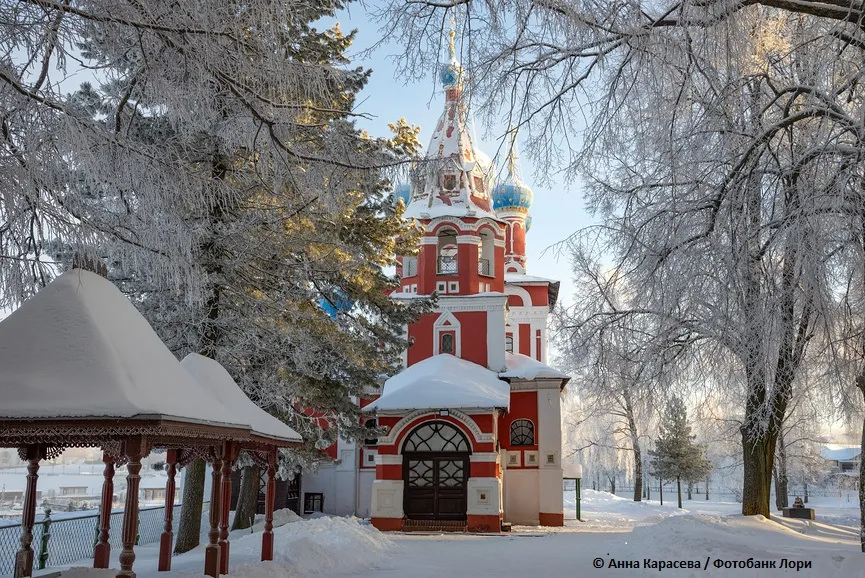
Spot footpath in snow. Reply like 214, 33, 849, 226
34, 490, 865, 578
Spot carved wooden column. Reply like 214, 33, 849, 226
158, 449, 178, 571
219, 442, 237, 575
118, 436, 148, 578
204, 451, 223, 578
93, 453, 115, 568
261, 449, 277, 562
14, 444, 44, 578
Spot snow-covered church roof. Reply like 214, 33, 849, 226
181, 354, 302, 443
365, 354, 510, 413
501, 353, 570, 384
0, 269, 245, 428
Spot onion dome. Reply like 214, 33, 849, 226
393, 183, 412, 207
440, 59, 463, 89
493, 181, 534, 213
493, 133, 534, 214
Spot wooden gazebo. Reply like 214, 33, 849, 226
0, 269, 302, 578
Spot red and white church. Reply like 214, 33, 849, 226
302, 51, 570, 532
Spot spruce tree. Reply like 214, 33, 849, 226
44, 2, 432, 549
649, 397, 712, 509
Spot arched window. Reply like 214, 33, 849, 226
440, 332, 455, 354
479, 229, 494, 276
403, 421, 470, 453
437, 228, 458, 275
510, 419, 535, 446
505, 334, 514, 353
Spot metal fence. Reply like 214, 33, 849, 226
0, 503, 182, 576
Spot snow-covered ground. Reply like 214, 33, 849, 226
28, 489, 865, 578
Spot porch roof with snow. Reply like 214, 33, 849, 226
182, 353, 302, 444
500, 353, 570, 389
364, 354, 510, 413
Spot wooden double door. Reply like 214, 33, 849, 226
403, 452, 469, 520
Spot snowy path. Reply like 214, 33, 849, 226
39, 490, 865, 578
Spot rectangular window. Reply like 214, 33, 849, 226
505, 334, 514, 353
448, 281, 459, 293
304, 493, 324, 514
436, 281, 447, 293
403, 257, 418, 277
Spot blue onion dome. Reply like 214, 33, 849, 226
525, 213, 532, 232
393, 183, 411, 207
493, 180, 534, 212
440, 59, 463, 89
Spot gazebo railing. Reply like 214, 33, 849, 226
0, 503, 184, 575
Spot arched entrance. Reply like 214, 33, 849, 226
402, 421, 471, 520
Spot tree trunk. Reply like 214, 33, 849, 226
706, 475, 709, 500
646, 482, 650, 501
741, 432, 776, 517
677, 476, 682, 509
608, 476, 616, 494
231, 466, 260, 531
687, 481, 692, 500
858, 376, 865, 552
659, 478, 663, 505
804, 482, 808, 504
774, 429, 789, 510
174, 459, 206, 554
623, 390, 642, 502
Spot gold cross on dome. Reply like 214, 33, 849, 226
448, 13, 457, 60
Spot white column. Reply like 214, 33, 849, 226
487, 308, 506, 372
537, 383, 564, 519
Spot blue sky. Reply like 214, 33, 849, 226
329, 6, 596, 305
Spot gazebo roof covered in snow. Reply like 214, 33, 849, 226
0, 269, 303, 452
364, 354, 510, 413
182, 353, 301, 444
0, 269, 246, 429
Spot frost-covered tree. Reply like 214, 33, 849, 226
557, 279, 668, 502
371, 0, 865, 522
4, 0, 431, 550
650, 397, 713, 509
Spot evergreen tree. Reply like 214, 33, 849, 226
39, 2, 432, 550
649, 397, 712, 509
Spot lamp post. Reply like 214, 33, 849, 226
564, 463, 583, 522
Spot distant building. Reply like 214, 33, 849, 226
821, 445, 860, 474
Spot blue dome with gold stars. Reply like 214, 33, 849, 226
440, 60, 463, 89
493, 181, 534, 212
393, 183, 411, 207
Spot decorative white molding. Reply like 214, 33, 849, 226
371, 479, 404, 519
435, 294, 508, 313
456, 235, 481, 244
433, 311, 461, 357
508, 379, 564, 391
505, 285, 532, 307
494, 238, 506, 248
470, 452, 500, 462
420, 236, 439, 245
378, 409, 494, 446
505, 306, 550, 322
374, 454, 403, 466
467, 477, 503, 516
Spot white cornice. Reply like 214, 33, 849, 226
456, 235, 481, 244
436, 294, 508, 313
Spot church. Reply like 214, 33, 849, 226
302, 45, 570, 532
